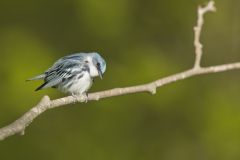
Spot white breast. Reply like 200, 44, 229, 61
89, 63, 99, 77
59, 72, 93, 95
86, 56, 99, 77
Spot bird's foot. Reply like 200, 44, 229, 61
72, 93, 88, 103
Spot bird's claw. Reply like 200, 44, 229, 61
72, 93, 88, 103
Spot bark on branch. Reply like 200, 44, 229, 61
0, 1, 239, 141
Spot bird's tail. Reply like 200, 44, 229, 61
26, 74, 45, 81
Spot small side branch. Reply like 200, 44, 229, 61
0, 1, 239, 141
194, 1, 216, 69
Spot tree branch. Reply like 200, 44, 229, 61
0, 1, 239, 141
194, 0, 216, 68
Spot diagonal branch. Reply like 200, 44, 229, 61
0, 1, 239, 141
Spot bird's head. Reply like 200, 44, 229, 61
86, 52, 106, 79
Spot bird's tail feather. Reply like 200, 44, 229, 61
26, 74, 45, 81
35, 82, 47, 91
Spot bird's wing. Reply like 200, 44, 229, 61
35, 58, 84, 91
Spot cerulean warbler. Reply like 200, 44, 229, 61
28, 52, 106, 97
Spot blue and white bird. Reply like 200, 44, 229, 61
28, 52, 106, 97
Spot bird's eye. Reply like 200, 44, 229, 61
85, 60, 89, 63
97, 62, 100, 67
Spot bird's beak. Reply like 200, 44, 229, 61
97, 63, 103, 79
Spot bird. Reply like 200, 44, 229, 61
27, 52, 106, 100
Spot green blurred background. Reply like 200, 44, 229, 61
0, 0, 240, 159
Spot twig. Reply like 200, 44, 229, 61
194, 0, 216, 69
0, 1, 239, 141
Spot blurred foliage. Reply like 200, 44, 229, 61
0, 0, 240, 160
